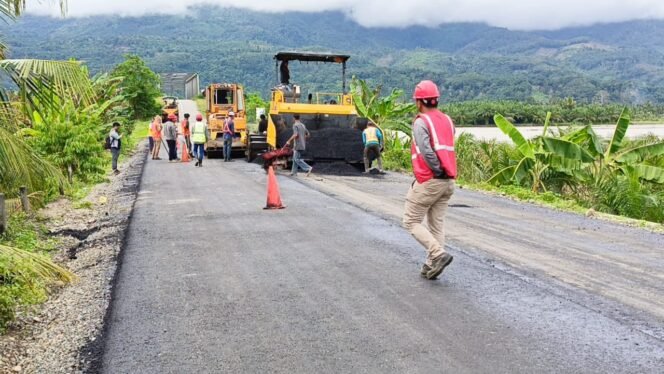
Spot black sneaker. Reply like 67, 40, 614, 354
420, 264, 431, 278
426, 253, 453, 280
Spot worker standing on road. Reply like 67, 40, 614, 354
286, 114, 313, 177
109, 122, 122, 175
181, 113, 193, 158
362, 121, 384, 173
258, 114, 268, 134
223, 111, 235, 162
148, 116, 157, 153
164, 114, 179, 162
151, 116, 163, 160
403, 80, 456, 280
191, 113, 209, 167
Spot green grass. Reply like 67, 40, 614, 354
382, 148, 412, 172
124, 120, 150, 152
0, 213, 71, 330
2, 213, 58, 253
195, 96, 206, 113
73, 201, 93, 210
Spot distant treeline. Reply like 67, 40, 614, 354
441, 100, 664, 126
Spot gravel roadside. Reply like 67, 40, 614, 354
0, 142, 148, 373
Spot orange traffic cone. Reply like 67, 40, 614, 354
264, 166, 285, 210
181, 142, 190, 163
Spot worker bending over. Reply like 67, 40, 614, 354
362, 121, 384, 173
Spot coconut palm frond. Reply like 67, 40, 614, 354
0, 0, 24, 20
0, 0, 67, 20
0, 243, 77, 283
0, 38, 7, 59
0, 123, 66, 194
0, 59, 93, 115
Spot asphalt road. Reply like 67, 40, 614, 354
302, 172, 664, 336
100, 147, 664, 372
178, 100, 204, 125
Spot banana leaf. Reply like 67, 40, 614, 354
606, 107, 630, 159
494, 114, 535, 159
615, 142, 664, 164
542, 137, 595, 163
541, 111, 552, 137
488, 164, 516, 184
629, 164, 664, 184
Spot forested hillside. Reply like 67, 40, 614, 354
6, 6, 664, 103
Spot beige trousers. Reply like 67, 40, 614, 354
151, 139, 161, 159
403, 178, 455, 266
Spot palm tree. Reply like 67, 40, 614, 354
1, 1, 80, 327
0, 0, 93, 195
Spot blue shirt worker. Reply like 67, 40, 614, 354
362, 121, 384, 173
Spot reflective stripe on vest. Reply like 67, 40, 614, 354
364, 127, 380, 145
192, 122, 206, 143
410, 110, 457, 183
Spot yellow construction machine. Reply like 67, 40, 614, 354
246, 52, 364, 164
205, 83, 247, 158
161, 96, 179, 122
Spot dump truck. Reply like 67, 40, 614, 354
246, 52, 364, 164
205, 83, 247, 158
161, 96, 179, 123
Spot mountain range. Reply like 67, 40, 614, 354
4, 6, 664, 103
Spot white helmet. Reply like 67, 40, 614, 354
228, 111, 235, 117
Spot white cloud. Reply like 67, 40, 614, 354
26, 0, 664, 30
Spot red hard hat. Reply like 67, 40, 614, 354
168, 114, 177, 121
413, 80, 440, 100
196, 113, 203, 121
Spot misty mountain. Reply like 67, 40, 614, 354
5, 6, 664, 103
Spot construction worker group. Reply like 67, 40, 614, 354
148, 111, 220, 167
144, 80, 455, 280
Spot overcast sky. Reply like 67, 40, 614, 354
26, 0, 664, 30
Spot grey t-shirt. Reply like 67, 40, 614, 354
163, 121, 177, 140
292, 121, 309, 151
413, 118, 444, 176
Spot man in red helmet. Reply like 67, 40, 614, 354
164, 113, 179, 162
403, 80, 457, 280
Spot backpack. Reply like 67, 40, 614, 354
104, 136, 112, 150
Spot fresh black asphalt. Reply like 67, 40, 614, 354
100, 154, 664, 373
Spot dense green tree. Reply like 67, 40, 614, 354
111, 54, 161, 120
244, 92, 269, 123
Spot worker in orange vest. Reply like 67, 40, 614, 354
181, 113, 193, 158
403, 80, 457, 280
151, 115, 163, 160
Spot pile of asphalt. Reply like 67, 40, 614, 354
277, 127, 365, 162
310, 162, 364, 176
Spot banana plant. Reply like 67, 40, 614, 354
563, 108, 664, 183
351, 77, 415, 136
489, 112, 594, 192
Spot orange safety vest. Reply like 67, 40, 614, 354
152, 123, 162, 140
181, 119, 190, 136
410, 110, 456, 183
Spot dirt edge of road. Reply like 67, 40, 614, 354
0, 143, 148, 373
